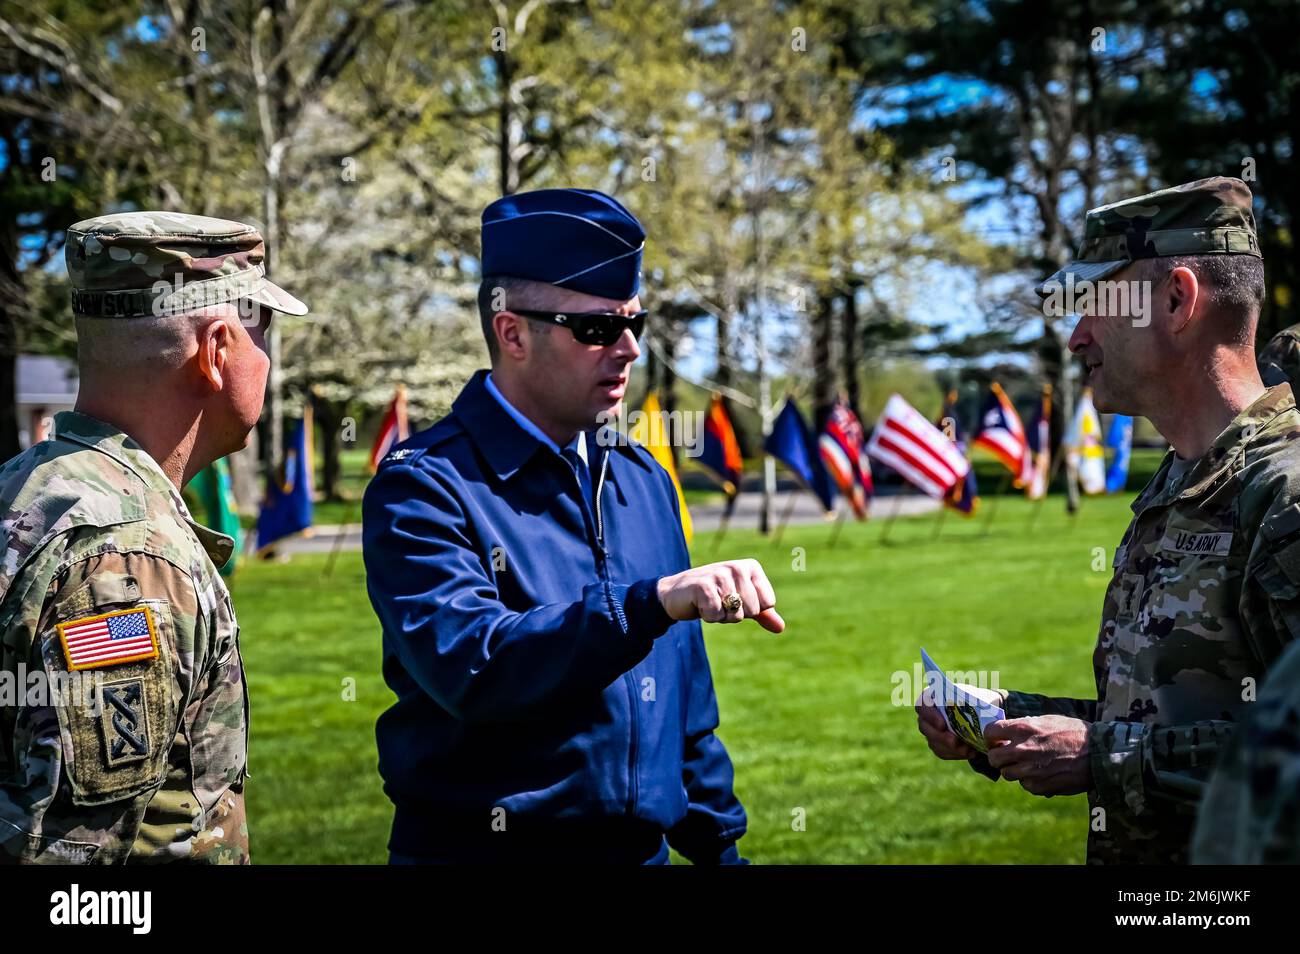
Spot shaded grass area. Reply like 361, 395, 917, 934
232, 492, 1135, 863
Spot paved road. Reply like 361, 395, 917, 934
274, 490, 940, 555
687, 489, 939, 532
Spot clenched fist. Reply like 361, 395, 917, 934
656, 558, 784, 633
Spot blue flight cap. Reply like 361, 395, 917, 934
480, 188, 646, 301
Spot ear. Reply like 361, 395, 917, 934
493, 311, 530, 361
196, 316, 234, 391
1167, 265, 1200, 334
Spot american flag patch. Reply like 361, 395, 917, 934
56, 607, 159, 671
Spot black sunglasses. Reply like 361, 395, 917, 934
511, 309, 647, 346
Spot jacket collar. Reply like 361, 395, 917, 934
52, 411, 235, 567
1133, 383, 1297, 512
54, 411, 178, 496
453, 371, 550, 481
454, 370, 652, 481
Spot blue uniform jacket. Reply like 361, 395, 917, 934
362, 371, 747, 863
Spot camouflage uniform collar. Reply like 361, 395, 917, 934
1133, 384, 1296, 512
54, 411, 178, 496
52, 411, 235, 566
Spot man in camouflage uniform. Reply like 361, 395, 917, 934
1192, 637, 1300, 863
917, 177, 1300, 863
1257, 323, 1300, 389
0, 211, 307, 863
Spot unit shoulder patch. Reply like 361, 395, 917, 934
99, 677, 151, 767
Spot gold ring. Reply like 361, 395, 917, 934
722, 592, 743, 615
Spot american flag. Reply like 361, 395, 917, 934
866, 394, 970, 498
58, 608, 158, 671
974, 382, 1032, 485
818, 400, 874, 518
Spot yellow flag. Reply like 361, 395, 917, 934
1068, 387, 1107, 495
629, 392, 693, 542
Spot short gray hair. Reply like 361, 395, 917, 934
1135, 254, 1266, 316
75, 304, 238, 376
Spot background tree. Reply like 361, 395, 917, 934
1124, 0, 1300, 340
844, 0, 1152, 503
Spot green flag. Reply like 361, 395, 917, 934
192, 458, 242, 577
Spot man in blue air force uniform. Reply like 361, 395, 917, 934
363, 188, 784, 864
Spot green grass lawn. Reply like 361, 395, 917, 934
231, 491, 1136, 864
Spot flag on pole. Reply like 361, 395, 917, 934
818, 399, 874, 518
866, 394, 970, 499
191, 458, 242, 576
764, 398, 835, 512
257, 411, 314, 551
697, 393, 744, 499
630, 391, 693, 543
369, 384, 410, 473
936, 390, 978, 515
1068, 387, 1107, 496
1025, 384, 1053, 500
302, 399, 316, 499
974, 382, 1032, 485
1104, 413, 1134, 494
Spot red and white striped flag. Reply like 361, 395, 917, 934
369, 384, 410, 473
866, 394, 970, 498
974, 382, 1032, 486
818, 399, 874, 519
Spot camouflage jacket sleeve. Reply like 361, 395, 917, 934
1086, 718, 1236, 816
1257, 331, 1300, 388
1242, 497, 1300, 660
1000, 690, 1098, 721
0, 538, 248, 864
1191, 638, 1300, 863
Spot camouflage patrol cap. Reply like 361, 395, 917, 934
1037, 176, 1261, 295
65, 211, 308, 318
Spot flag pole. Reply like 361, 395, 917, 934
878, 492, 904, 543
1026, 382, 1058, 530
981, 472, 1011, 537
327, 384, 407, 577
711, 492, 737, 554
931, 500, 949, 539
828, 503, 847, 548
1068, 464, 1084, 529
1064, 455, 1082, 529
323, 498, 357, 578
1027, 448, 1065, 529
771, 489, 799, 548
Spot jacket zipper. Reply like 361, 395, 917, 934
585, 447, 638, 814
594, 449, 610, 552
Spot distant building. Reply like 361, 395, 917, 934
17, 355, 78, 448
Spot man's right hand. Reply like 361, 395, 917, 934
656, 558, 784, 633
915, 684, 979, 760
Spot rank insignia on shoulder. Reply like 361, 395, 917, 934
56, 607, 159, 671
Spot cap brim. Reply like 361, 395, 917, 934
247, 280, 308, 316
1035, 259, 1129, 297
